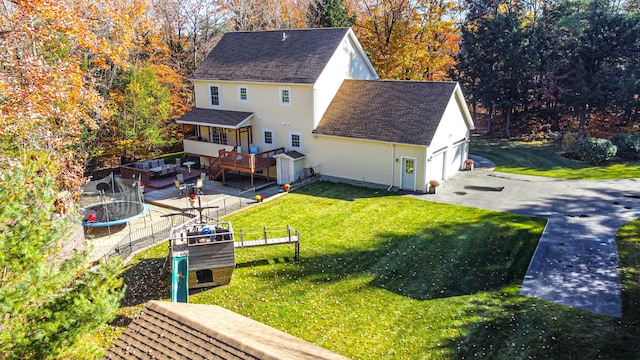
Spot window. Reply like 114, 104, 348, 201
263, 129, 274, 145
404, 159, 415, 174
290, 131, 302, 149
238, 85, 248, 102
280, 87, 291, 105
210, 128, 227, 144
210, 85, 220, 106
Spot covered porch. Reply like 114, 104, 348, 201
177, 108, 283, 187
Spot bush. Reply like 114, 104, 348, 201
574, 138, 617, 165
611, 133, 640, 160
561, 132, 580, 152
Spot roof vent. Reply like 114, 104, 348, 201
282, 32, 286, 41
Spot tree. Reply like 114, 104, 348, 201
540, 0, 640, 131
108, 65, 173, 162
307, 0, 356, 27
223, 0, 308, 30
0, 153, 124, 359
454, 2, 541, 137
354, 0, 460, 80
0, 0, 145, 193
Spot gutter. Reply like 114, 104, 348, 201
388, 143, 395, 191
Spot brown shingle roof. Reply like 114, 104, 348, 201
314, 80, 458, 146
104, 301, 349, 360
177, 108, 254, 128
192, 28, 351, 84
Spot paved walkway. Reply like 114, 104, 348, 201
405, 156, 640, 317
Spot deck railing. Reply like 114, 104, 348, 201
218, 147, 285, 171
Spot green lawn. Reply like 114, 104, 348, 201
471, 140, 640, 179
102, 181, 640, 359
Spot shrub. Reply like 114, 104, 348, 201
561, 132, 580, 152
574, 138, 617, 165
611, 133, 640, 160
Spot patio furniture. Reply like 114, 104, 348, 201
175, 158, 181, 168
194, 178, 204, 195
177, 173, 185, 185
174, 180, 186, 197
184, 161, 196, 173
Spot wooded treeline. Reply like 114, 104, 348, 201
454, 0, 640, 138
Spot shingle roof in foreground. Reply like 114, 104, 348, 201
314, 80, 458, 146
104, 300, 349, 360
192, 28, 351, 84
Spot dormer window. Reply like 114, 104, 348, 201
280, 87, 291, 105
238, 85, 248, 102
210, 85, 220, 107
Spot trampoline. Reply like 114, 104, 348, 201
82, 201, 150, 227
81, 174, 150, 237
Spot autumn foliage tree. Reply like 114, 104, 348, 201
0, 0, 146, 192
353, 0, 460, 80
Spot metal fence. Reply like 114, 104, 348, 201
97, 169, 323, 264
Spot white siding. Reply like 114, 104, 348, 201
307, 137, 427, 189
313, 32, 378, 128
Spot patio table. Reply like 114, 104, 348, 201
183, 161, 196, 173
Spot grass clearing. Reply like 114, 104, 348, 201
471, 140, 640, 179
103, 182, 640, 359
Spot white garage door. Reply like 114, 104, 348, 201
449, 143, 464, 177
429, 151, 445, 182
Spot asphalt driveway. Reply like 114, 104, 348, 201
406, 156, 640, 317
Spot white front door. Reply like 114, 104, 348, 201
401, 157, 416, 191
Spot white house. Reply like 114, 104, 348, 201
177, 27, 474, 193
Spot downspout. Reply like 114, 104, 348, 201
423, 147, 429, 193
388, 143, 395, 191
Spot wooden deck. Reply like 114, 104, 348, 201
215, 147, 285, 186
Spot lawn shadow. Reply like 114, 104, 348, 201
244, 214, 542, 301
119, 255, 170, 307
441, 290, 640, 359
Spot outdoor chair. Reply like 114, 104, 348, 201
195, 178, 204, 195
200, 172, 207, 182
174, 180, 186, 197
176, 173, 184, 185
175, 158, 181, 168
161, 165, 169, 176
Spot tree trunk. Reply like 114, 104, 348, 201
578, 105, 587, 134
487, 105, 493, 134
505, 107, 512, 138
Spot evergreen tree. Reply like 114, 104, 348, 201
455, 8, 540, 137
307, 0, 356, 28
0, 153, 124, 359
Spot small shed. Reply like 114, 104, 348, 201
274, 150, 306, 185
